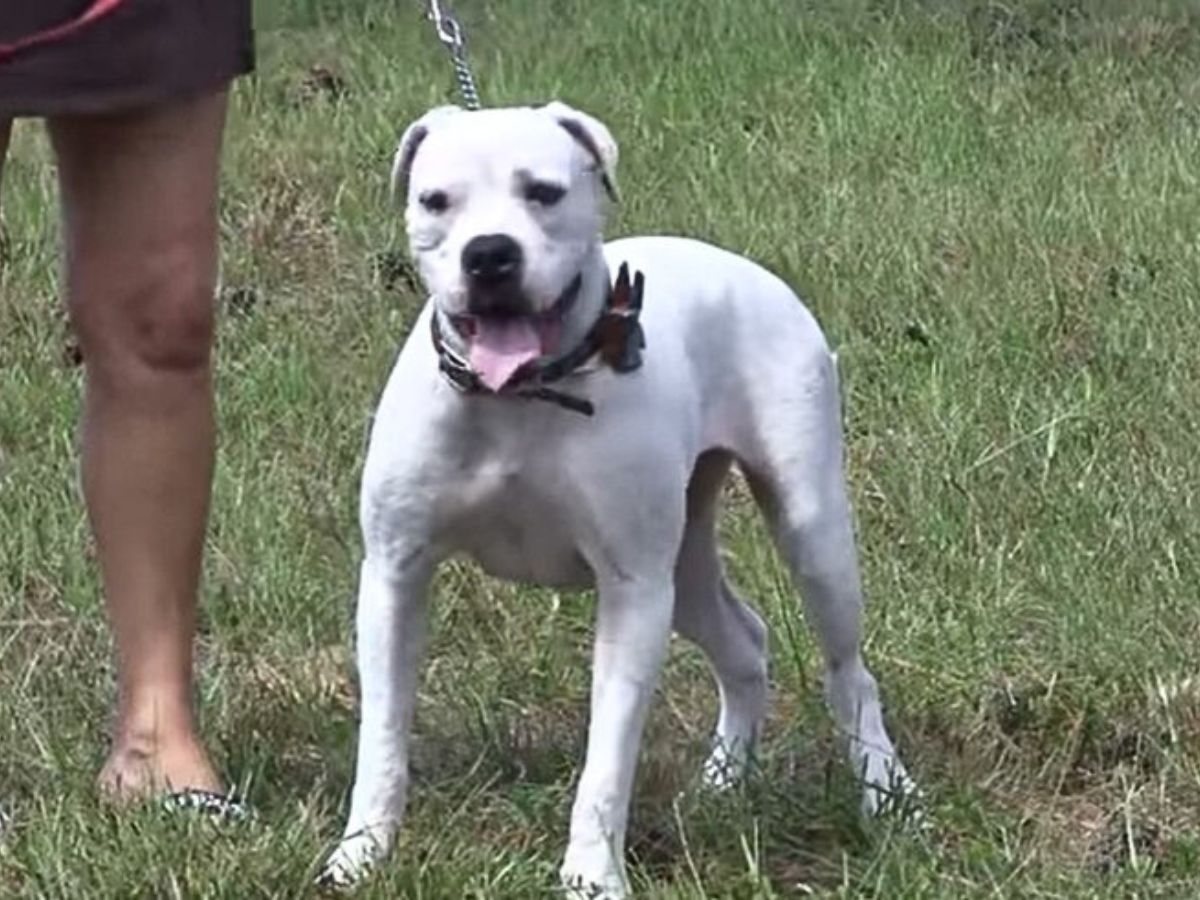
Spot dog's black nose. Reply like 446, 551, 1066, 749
462, 234, 523, 285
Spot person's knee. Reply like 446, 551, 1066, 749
71, 240, 217, 381
123, 257, 215, 374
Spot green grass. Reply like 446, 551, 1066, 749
3, 0, 1200, 895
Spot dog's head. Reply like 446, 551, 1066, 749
392, 102, 619, 390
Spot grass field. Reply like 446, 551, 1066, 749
3, 0, 1200, 896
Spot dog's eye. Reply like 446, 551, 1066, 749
523, 181, 567, 207
419, 190, 450, 214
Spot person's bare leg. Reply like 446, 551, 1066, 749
50, 93, 229, 798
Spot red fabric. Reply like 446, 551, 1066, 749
0, 0, 125, 64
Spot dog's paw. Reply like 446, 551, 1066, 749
560, 844, 628, 900
860, 754, 923, 824
560, 870, 628, 900
318, 834, 383, 890
700, 734, 753, 791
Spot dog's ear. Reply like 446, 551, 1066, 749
391, 105, 463, 205
543, 101, 620, 204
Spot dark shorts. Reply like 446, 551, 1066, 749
0, 0, 254, 118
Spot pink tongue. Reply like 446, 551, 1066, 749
469, 317, 541, 391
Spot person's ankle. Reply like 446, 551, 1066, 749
114, 681, 198, 737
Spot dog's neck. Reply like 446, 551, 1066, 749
554, 243, 612, 363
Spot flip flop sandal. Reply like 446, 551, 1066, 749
161, 789, 250, 822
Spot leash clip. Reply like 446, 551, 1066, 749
427, 0, 464, 50
425, 0, 481, 109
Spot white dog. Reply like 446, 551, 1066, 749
323, 102, 915, 897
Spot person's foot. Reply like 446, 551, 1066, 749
98, 703, 224, 801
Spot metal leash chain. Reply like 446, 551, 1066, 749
426, 0, 481, 110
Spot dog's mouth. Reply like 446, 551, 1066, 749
450, 274, 583, 391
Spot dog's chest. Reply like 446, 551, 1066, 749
440, 451, 593, 588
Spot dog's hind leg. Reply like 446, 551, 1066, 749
742, 348, 914, 815
673, 451, 769, 788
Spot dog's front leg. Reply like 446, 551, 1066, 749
561, 573, 675, 900
322, 552, 433, 886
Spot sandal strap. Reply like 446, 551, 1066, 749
162, 789, 250, 821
